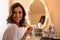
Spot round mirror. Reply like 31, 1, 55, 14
26, 0, 49, 30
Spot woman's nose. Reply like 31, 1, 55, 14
16, 13, 19, 16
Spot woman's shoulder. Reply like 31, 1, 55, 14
7, 23, 18, 30
3, 23, 18, 35
3, 23, 19, 40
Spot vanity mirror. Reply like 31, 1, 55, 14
26, 0, 49, 30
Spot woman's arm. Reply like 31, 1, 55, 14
21, 27, 32, 40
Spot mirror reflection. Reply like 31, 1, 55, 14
27, 0, 46, 29
28, 0, 46, 25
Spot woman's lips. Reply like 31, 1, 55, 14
15, 18, 20, 20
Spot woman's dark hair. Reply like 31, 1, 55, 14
39, 16, 45, 24
7, 3, 26, 27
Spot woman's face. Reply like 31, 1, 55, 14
13, 7, 23, 23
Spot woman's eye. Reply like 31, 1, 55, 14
19, 11, 21, 13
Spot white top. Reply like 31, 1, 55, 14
38, 23, 42, 28
2, 23, 27, 40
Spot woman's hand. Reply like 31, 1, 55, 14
21, 27, 33, 40
26, 27, 33, 34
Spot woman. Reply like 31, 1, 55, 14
38, 16, 45, 28
36, 16, 45, 36
2, 3, 32, 40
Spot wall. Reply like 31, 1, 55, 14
45, 0, 60, 32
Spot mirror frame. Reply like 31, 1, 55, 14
26, 0, 49, 31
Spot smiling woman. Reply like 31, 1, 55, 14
12, 7, 23, 24
2, 3, 33, 40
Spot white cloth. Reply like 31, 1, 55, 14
2, 23, 27, 40
38, 23, 42, 28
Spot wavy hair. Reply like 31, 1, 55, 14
7, 3, 26, 27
